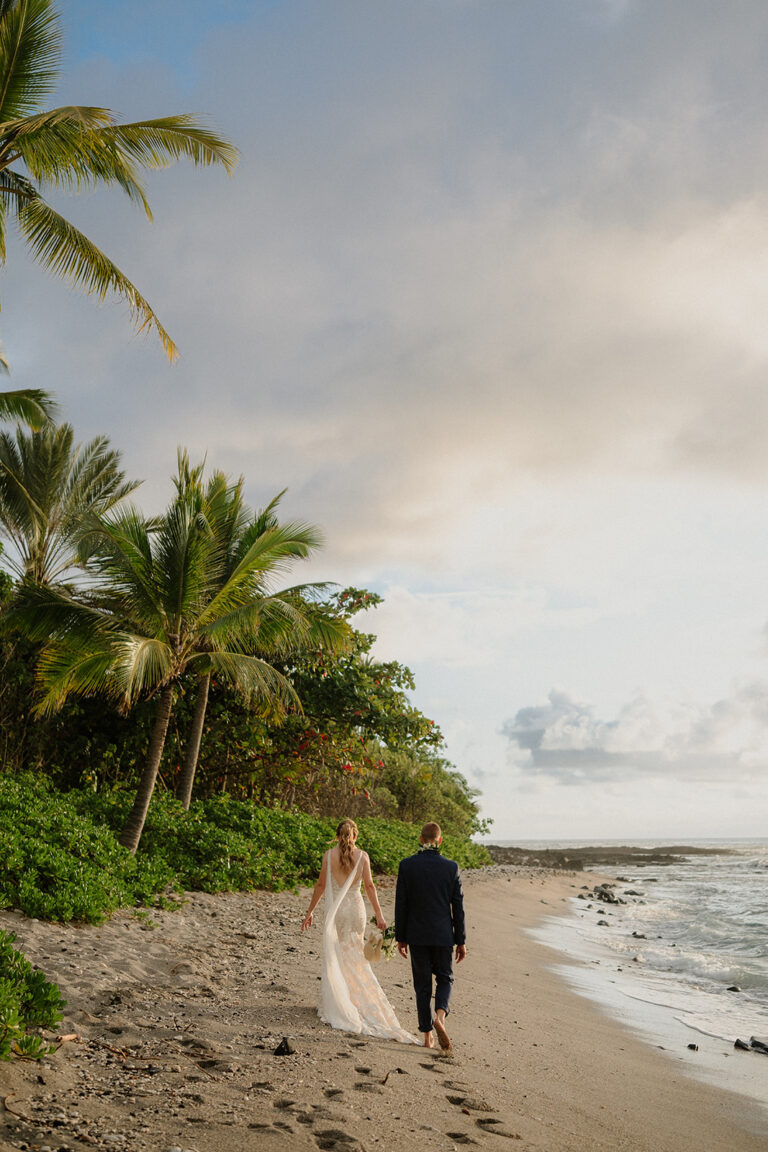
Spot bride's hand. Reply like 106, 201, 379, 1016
376, 917, 386, 930
301, 912, 313, 931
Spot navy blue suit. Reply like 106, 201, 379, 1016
395, 848, 465, 1033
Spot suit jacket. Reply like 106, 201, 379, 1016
394, 849, 466, 948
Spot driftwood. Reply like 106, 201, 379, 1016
2, 1093, 33, 1122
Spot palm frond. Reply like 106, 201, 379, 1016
294, 600, 352, 655
0, 387, 56, 426
4, 107, 152, 215
0, 0, 61, 122
2, 578, 118, 643
100, 116, 239, 175
250, 489, 286, 539
173, 448, 206, 499
201, 649, 301, 711
17, 193, 178, 360
214, 521, 324, 604
110, 634, 173, 702
79, 505, 166, 628
0, 163, 36, 221
153, 496, 219, 631
35, 636, 119, 715
0, 423, 136, 583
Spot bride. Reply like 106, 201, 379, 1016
301, 819, 416, 1043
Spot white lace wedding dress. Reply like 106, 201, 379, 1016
319, 851, 416, 1043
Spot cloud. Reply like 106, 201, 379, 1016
10, 0, 768, 549
503, 685, 768, 784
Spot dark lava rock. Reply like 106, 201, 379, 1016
734, 1039, 751, 1051
726, 985, 741, 992
687, 1043, 699, 1052
631, 932, 647, 939
750, 1037, 768, 1055
486, 844, 731, 869
593, 885, 626, 905
596, 919, 609, 927
274, 1037, 296, 1056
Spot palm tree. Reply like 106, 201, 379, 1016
10, 486, 330, 852
172, 459, 348, 809
0, 387, 55, 427
0, 0, 238, 360
0, 421, 137, 584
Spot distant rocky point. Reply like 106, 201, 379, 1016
484, 844, 732, 870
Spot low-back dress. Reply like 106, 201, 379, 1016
319, 849, 415, 1043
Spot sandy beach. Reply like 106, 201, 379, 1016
1, 866, 766, 1152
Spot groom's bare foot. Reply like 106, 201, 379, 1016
434, 1014, 451, 1051
423, 1031, 435, 1048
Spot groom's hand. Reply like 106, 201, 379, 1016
455, 944, 467, 963
397, 941, 408, 959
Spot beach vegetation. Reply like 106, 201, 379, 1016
0, 925, 65, 1059
7, 457, 329, 853
0, 0, 238, 361
169, 456, 349, 811
0, 774, 491, 924
0, 416, 490, 920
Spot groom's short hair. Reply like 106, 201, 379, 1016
420, 822, 441, 842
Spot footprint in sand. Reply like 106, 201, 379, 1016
314, 1129, 363, 1151
272, 1118, 296, 1132
447, 1094, 496, 1112
476, 1117, 524, 1140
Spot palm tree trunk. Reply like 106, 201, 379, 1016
176, 672, 210, 810
119, 685, 175, 853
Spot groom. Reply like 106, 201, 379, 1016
394, 822, 466, 1049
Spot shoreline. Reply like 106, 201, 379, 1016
0, 865, 765, 1151
530, 866, 768, 1116
534, 918, 768, 1115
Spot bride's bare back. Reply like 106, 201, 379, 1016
328, 844, 363, 888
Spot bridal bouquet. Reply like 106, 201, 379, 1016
365, 917, 397, 962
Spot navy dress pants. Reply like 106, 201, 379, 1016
409, 944, 454, 1033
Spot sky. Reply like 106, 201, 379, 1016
6, 0, 768, 839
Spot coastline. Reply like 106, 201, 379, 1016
0, 866, 765, 1152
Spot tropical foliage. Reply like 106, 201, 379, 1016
0, 387, 56, 426
0, 773, 491, 924
0, 421, 137, 584
8, 459, 332, 851
0, 925, 64, 1060
0, 0, 238, 360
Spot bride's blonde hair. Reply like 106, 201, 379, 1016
336, 819, 358, 870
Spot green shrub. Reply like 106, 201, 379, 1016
0, 775, 491, 923
0, 930, 65, 1060
0, 774, 176, 922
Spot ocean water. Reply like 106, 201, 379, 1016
499, 840, 768, 1114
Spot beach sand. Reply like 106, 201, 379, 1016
1, 866, 766, 1152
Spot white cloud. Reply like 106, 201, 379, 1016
503, 684, 768, 784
